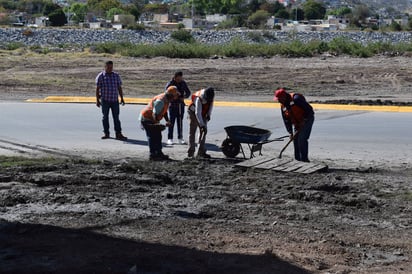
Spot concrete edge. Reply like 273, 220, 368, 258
26, 96, 412, 113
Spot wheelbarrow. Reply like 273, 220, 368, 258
221, 125, 288, 159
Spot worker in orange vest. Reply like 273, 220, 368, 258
187, 87, 215, 158
139, 86, 180, 161
274, 88, 314, 162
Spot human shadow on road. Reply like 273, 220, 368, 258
0, 220, 311, 274
122, 138, 148, 146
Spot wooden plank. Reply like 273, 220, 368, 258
300, 164, 328, 174
254, 158, 292, 170
271, 159, 303, 172
235, 156, 278, 168
291, 162, 319, 173
281, 161, 309, 172
296, 163, 319, 173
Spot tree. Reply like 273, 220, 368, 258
390, 21, 402, 31
275, 9, 290, 19
68, 3, 88, 23
125, 5, 141, 21
352, 5, 370, 26
17, 0, 48, 14
335, 7, 352, 16
302, 0, 326, 20
43, 1, 60, 16
49, 8, 67, 26
248, 9, 270, 29
291, 7, 304, 21
106, 7, 125, 20
0, 0, 17, 10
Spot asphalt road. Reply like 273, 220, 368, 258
1, 102, 411, 169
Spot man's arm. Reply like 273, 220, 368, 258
96, 87, 101, 108
195, 98, 206, 128
164, 80, 173, 91
95, 73, 101, 107
281, 108, 293, 134
182, 81, 191, 98
118, 86, 125, 105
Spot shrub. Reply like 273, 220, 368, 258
246, 31, 264, 43
127, 23, 145, 30
170, 29, 195, 43
2, 42, 24, 50
248, 10, 270, 29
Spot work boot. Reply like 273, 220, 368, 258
158, 152, 170, 160
197, 153, 211, 159
101, 134, 110, 139
116, 133, 127, 141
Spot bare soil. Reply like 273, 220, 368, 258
0, 158, 411, 273
1, 53, 412, 273
1, 52, 412, 103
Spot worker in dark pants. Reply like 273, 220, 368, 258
274, 88, 314, 162
165, 71, 191, 145
139, 86, 180, 161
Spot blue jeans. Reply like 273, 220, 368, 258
294, 116, 314, 162
101, 100, 121, 135
168, 103, 185, 140
142, 121, 163, 156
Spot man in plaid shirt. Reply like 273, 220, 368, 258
95, 61, 127, 140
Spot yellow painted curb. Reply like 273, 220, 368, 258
26, 96, 412, 113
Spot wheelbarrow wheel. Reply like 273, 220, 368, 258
221, 138, 241, 158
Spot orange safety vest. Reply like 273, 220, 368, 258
281, 93, 306, 127
190, 90, 211, 118
141, 93, 169, 122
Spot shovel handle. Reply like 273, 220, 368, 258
278, 131, 299, 159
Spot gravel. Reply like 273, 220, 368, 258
2, 27, 412, 47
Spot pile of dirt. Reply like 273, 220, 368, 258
1, 157, 411, 273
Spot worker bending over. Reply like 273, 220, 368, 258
139, 86, 180, 161
274, 88, 314, 162
187, 87, 215, 159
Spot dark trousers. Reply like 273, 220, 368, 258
101, 100, 121, 135
142, 121, 163, 156
168, 103, 185, 140
293, 116, 314, 162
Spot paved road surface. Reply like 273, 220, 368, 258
1, 102, 411, 169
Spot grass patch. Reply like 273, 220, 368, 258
0, 156, 64, 168
400, 191, 412, 201
5, 37, 412, 58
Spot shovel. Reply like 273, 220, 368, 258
278, 131, 299, 159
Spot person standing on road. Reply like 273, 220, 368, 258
165, 71, 191, 145
187, 87, 215, 159
274, 88, 314, 162
95, 61, 127, 140
139, 86, 180, 161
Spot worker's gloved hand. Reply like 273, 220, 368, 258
200, 126, 207, 134
205, 114, 211, 121
289, 134, 294, 140
166, 121, 172, 127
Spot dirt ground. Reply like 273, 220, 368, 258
1, 51, 412, 104
0, 157, 411, 274
1, 52, 412, 273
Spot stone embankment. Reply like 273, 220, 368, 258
1, 27, 412, 47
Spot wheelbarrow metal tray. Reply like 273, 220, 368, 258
224, 126, 272, 144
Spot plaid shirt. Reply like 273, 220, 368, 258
96, 71, 122, 102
